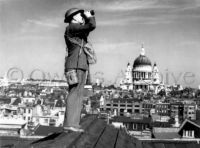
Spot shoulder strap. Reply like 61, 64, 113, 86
76, 39, 84, 69
65, 34, 82, 46
79, 39, 84, 55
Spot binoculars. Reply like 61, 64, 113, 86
81, 10, 95, 19
89, 10, 95, 16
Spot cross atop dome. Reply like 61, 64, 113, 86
140, 43, 145, 56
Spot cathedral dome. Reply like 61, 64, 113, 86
133, 55, 151, 68
132, 45, 152, 72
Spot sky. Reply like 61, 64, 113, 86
0, 0, 200, 87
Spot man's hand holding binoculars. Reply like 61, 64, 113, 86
83, 10, 95, 18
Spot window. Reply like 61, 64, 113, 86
135, 109, 140, 113
44, 119, 48, 124
183, 130, 194, 138
133, 124, 137, 129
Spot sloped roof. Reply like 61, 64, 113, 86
1, 115, 199, 148
33, 125, 63, 136
153, 127, 180, 139
140, 140, 200, 148
29, 115, 200, 148
178, 119, 200, 134
29, 115, 136, 148
11, 97, 21, 105
153, 132, 180, 139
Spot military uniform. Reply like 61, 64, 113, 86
64, 16, 96, 71
63, 16, 96, 129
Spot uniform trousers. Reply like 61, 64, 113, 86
63, 69, 87, 128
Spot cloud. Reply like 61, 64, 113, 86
178, 40, 200, 47
0, 0, 12, 3
63, 0, 200, 27
64, 0, 162, 12
95, 0, 158, 12
68, 0, 200, 12
93, 40, 138, 55
18, 17, 63, 35
94, 0, 200, 26
97, 16, 173, 26
26, 19, 60, 28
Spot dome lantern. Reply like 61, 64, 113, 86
140, 44, 145, 56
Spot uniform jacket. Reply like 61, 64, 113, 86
64, 16, 96, 72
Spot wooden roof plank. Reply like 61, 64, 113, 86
142, 142, 154, 148
163, 143, 176, 148
174, 143, 187, 148
31, 132, 63, 145
69, 119, 107, 148
115, 129, 137, 148
153, 143, 166, 148
185, 143, 200, 148
94, 125, 119, 148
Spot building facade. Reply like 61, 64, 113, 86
170, 102, 184, 123
155, 103, 170, 116
120, 63, 133, 90
101, 98, 143, 116
183, 102, 196, 120
131, 45, 161, 93
132, 45, 152, 90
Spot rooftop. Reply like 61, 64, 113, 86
0, 115, 200, 148
111, 116, 152, 124
153, 127, 180, 139
33, 125, 63, 137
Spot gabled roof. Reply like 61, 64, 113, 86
178, 119, 200, 134
11, 97, 21, 105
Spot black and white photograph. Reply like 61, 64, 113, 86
0, 0, 200, 147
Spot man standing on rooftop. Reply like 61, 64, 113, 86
63, 8, 96, 132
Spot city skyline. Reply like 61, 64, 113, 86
0, 0, 200, 87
